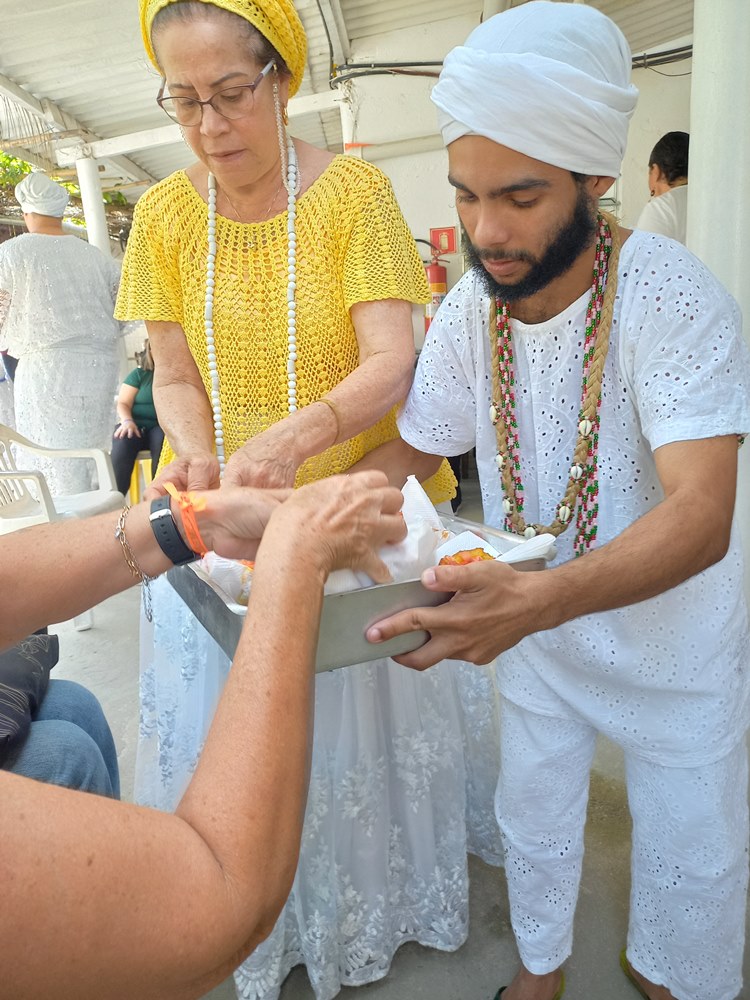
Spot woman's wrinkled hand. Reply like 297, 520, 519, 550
260, 471, 406, 583
221, 426, 300, 489
146, 453, 221, 498
194, 486, 293, 562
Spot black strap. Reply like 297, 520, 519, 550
149, 495, 198, 566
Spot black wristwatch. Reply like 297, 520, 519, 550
149, 495, 198, 566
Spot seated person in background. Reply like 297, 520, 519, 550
0, 468, 404, 999
1, 348, 17, 381
111, 338, 165, 495
635, 130, 689, 244
0, 629, 119, 798
0, 351, 14, 429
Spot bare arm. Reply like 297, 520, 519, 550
223, 298, 417, 487
367, 436, 739, 667
0, 472, 406, 999
348, 436, 443, 489
147, 320, 219, 488
113, 383, 141, 439
0, 485, 282, 649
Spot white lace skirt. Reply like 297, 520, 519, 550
13, 344, 118, 495
135, 577, 502, 1000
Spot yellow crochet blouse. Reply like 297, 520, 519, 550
116, 155, 455, 501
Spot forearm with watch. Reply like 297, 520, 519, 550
0, 492, 236, 651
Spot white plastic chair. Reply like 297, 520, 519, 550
0, 423, 124, 629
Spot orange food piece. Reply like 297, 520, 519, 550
439, 547, 494, 566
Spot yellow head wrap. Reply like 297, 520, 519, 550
140, 0, 307, 96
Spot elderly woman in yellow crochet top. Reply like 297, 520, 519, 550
116, 3, 502, 1000
118, 0, 453, 501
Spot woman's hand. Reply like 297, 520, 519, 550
165, 472, 405, 579
114, 418, 142, 440
259, 471, 407, 584
148, 453, 221, 494
222, 424, 301, 489
193, 486, 292, 562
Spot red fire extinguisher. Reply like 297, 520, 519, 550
424, 253, 448, 334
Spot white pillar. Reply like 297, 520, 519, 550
75, 151, 111, 256
688, 0, 750, 602
482, 0, 511, 18
339, 83, 363, 157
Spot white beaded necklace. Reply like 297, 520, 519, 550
205, 135, 299, 473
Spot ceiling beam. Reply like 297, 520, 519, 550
0, 71, 44, 117
0, 71, 156, 187
56, 88, 342, 165
0, 144, 58, 174
56, 124, 181, 163
316, 0, 351, 65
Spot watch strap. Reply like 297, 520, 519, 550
149, 495, 198, 566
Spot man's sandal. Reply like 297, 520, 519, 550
620, 950, 651, 999
493, 974, 565, 1000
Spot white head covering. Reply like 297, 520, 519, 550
432, 0, 638, 177
14, 172, 69, 217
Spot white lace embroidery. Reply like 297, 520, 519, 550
498, 700, 748, 1000
0, 234, 123, 493
399, 231, 750, 766
135, 578, 503, 1000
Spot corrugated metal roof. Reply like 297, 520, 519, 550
0, 0, 693, 196
342, 0, 482, 39
596, 0, 694, 54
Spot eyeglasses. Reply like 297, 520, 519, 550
157, 60, 275, 126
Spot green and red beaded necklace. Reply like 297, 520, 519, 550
489, 212, 622, 556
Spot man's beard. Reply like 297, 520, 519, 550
465, 185, 598, 302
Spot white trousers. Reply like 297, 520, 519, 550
496, 698, 749, 1000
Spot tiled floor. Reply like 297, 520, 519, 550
51, 474, 750, 1000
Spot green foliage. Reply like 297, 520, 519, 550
0, 152, 32, 187
0, 152, 127, 205
103, 190, 128, 206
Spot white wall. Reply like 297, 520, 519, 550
375, 147, 463, 348
342, 21, 694, 342
343, 15, 479, 345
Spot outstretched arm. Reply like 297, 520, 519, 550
0, 483, 283, 649
0, 472, 406, 999
147, 319, 220, 490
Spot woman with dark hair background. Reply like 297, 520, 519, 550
635, 130, 689, 244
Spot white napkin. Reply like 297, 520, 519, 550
194, 475, 449, 605
324, 475, 447, 593
198, 551, 254, 605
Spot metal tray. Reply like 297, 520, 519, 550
167, 514, 551, 672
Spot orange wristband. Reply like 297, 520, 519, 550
164, 483, 210, 556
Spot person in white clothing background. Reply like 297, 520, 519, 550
355, 5, 750, 1000
0, 172, 124, 494
635, 131, 689, 244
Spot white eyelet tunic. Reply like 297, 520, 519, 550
399, 230, 750, 767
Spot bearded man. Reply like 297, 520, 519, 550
358, 4, 750, 999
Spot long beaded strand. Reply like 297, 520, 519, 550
490, 212, 622, 554
204, 136, 299, 474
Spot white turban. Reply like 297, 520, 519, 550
15, 172, 69, 217
432, 0, 638, 177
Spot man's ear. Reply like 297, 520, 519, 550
588, 175, 617, 200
